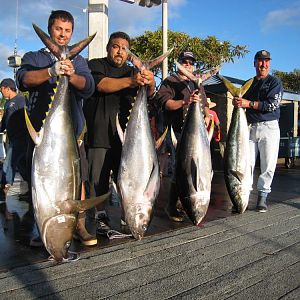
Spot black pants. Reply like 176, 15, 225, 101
87, 146, 121, 198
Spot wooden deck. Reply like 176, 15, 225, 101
0, 164, 299, 299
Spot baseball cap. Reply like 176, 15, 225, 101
254, 50, 271, 60
0, 78, 16, 90
178, 51, 196, 62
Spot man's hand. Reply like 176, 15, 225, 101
48, 59, 75, 78
232, 97, 251, 108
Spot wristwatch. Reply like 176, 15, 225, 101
249, 101, 255, 109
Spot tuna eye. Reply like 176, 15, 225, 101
64, 241, 71, 250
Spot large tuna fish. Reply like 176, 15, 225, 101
219, 76, 253, 213
25, 24, 109, 262
117, 49, 171, 240
173, 62, 219, 225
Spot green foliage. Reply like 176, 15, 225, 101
130, 28, 249, 79
0, 97, 5, 109
272, 69, 300, 93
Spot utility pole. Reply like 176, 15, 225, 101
162, 0, 168, 79
88, 0, 108, 60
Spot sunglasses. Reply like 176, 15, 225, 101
180, 59, 194, 66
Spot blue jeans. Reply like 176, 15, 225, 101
248, 120, 280, 195
1, 138, 27, 186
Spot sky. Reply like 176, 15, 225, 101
0, 0, 300, 82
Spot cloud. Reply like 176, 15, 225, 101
0, 43, 17, 80
108, 0, 187, 37
262, 2, 300, 32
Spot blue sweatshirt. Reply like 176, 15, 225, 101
16, 48, 94, 138
243, 74, 283, 123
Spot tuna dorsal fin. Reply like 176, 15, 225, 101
170, 126, 177, 149
32, 23, 96, 60
240, 78, 254, 97
155, 126, 168, 150
75, 191, 111, 212
218, 75, 240, 97
126, 47, 173, 71
24, 107, 41, 145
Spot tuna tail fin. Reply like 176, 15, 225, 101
32, 23, 96, 60
68, 33, 97, 60
75, 191, 111, 212
24, 107, 41, 145
147, 48, 173, 70
125, 47, 173, 71
175, 61, 220, 87
155, 126, 168, 150
32, 23, 63, 59
240, 78, 254, 97
218, 75, 240, 97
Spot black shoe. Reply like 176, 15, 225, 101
120, 219, 131, 234
165, 207, 184, 222
256, 195, 267, 213
96, 213, 111, 236
30, 236, 44, 247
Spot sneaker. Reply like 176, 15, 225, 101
96, 213, 111, 236
256, 196, 267, 213
30, 236, 44, 247
165, 207, 184, 222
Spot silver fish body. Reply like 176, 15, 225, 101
27, 24, 98, 262
224, 107, 251, 213
176, 101, 212, 225
32, 75, 81, 261
117, 87, 160, 240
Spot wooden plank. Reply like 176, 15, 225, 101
0, 200, 298, 299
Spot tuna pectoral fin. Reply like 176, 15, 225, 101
156, 127, 168, 150
207, 119, 214, 142
191, 158, 199, 192
24, 107, 41, 145
116, 114, 125, 145
76, 191, 111, 212
230, 170, 244, 182
143, 162, 159, 199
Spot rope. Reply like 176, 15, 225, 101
107, 229, 133, 240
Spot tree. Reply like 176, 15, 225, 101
130, 28, 248, 79
272, 69, 300, 93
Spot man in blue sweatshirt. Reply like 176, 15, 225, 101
232, 50, 283, 212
